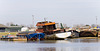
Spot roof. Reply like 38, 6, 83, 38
7, 26, 23, 28
0, 24, 7, 28
36, 21, 56, 26
0, 24, 23, 28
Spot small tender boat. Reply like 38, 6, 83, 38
55, 32, 71, 39
45, 32, 71, 40
2, 34, 17, 38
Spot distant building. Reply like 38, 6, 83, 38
0, 24, 7, 32
21, 27, 29, 32
7, 26, 23, 32
0, 24, 23, 32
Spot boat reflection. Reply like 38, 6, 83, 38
38, 47, 56, 51
66, 38, 100, 43
37, 47, 100, 51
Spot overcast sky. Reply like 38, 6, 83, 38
0, 0, 100, 26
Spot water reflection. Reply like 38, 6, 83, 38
38, 47, 56, 51
25, 38, 100, 43
67, 38, 100, 43
0, 38, 100, 51
37, 47, 100, 51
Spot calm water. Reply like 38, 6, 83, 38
1, 38, 100, 51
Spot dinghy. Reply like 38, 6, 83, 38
55, 32, 71, 39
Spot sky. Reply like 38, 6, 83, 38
0, 0, 100, 27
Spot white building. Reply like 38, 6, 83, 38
21, 27, 29, 32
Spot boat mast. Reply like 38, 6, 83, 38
32, 15, 34, 28
96, 16, 98, 27
44, 18, 47, 21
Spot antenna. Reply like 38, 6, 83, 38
44, 18, 46, 21
96, 16, 97, 27
32, 15, 34, 28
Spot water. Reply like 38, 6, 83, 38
0, 38, 100, 51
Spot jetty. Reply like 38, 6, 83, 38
1, 38, 27, 41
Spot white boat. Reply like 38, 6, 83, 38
46, 31, 79, 40
55, 32, 71, 39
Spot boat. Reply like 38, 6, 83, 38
2, 34, 17, 38
17, 31, 45, 41
36, 21, 71, 40
16, 21, 78, 40
1, 34, 27, 41
55, 32, 71, 39
25, 33, 45, 41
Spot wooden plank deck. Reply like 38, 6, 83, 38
0, 38, 27, 41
